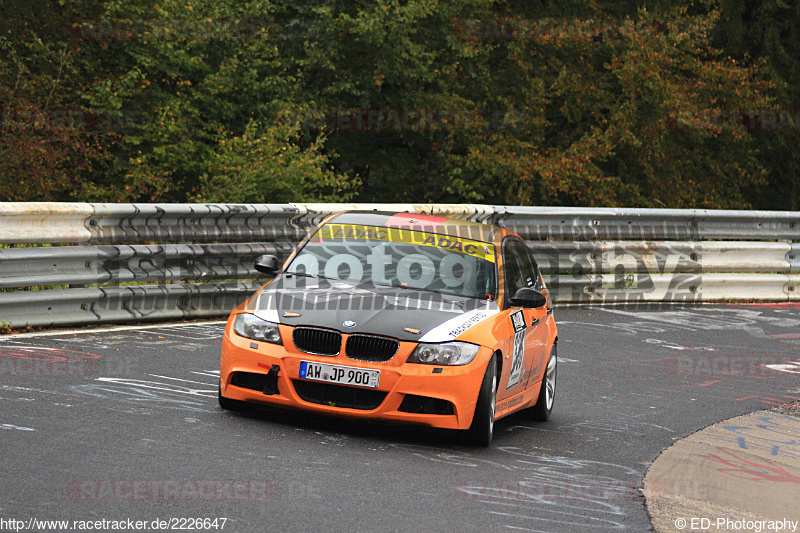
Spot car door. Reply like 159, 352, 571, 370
500, 237, 547, 394
518, 243, 551, 391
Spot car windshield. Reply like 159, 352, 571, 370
284, 223, 497, 300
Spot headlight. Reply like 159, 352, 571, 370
407, 342, 480, 366
233, 313, 283, 345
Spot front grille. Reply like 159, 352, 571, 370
293, 327, 342, 356
291, 380, 387, 410
345, 334, 399, 362
398, 394, 455, 415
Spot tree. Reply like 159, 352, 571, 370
76, 0, 357, 202
0, 0, 108, 200
0, 0, 788, 209
715, 0, 800, 210
277, 1, 774, 208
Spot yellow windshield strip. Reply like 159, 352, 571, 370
318, 224, 496, 263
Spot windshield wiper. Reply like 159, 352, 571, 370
283, 271, 333, 280
385, 283, 464, 298
282, 272, 367, 284
384, 282, 495, 301
283, 271, 315, 278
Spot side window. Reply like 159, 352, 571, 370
526, 248, 543, 290
511, 240, 536, 289
503, 238, 534, 305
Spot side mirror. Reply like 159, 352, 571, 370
509, 288, 547, 308
254, 255, 281, 275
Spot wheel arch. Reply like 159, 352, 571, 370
492, 349, 502, 386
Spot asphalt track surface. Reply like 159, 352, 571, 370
1, 304, 799, 533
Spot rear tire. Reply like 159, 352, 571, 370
467, 355, 498, 447
529, 344, 557, 421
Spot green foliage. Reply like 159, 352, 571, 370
0, 1, 106, 200
74, 0, 357, 202
715, 0, 800, 209
193, 119, 358, 203
0, 0, 796, 208
269, 1, 777, 208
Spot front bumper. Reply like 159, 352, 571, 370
219, 319, 490, 430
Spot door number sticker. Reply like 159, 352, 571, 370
510, 310, 526, 333
507, 310, 526, 389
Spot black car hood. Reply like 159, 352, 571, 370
253, 276, 499, 343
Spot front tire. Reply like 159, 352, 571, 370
467, 355, 498, 447
529, 344, 557, 421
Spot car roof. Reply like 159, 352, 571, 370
327, 211, 500, 243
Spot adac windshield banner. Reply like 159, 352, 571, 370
316, 224, 495, 263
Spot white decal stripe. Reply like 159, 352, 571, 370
419, 306, 500, 343
254, 292, 280, 323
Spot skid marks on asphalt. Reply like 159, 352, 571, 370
69, 370, 219, 412
392, 442, 643, 531
561, 306, 800, 408
590, 306, 800, 338
0, 423, 36, 431
8, 323, 227, 353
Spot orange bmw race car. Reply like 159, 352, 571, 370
219, 211, 558, 445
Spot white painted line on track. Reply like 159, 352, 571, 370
0, 321, 227, 339
191, 371, 220, 378
148, 374, 217, 386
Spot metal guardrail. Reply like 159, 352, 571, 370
496, 206, 800, 240
0, 282, 261, 327
0, 243, 293, 289
1, 203, 798, 328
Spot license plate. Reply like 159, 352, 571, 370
298, 361, 380, 388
